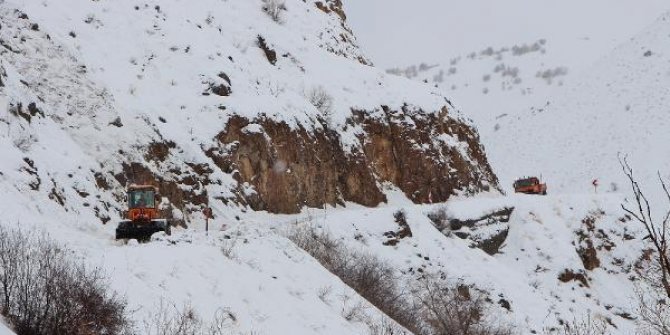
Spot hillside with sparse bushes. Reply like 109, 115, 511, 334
0, 0, 666, 334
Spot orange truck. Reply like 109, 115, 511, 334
513, 177, 547, 195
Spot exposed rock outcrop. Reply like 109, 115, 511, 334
206, 115, 385, 213
206, 105, 498, 214
428, 206, 513, 255
355, 105, 497, 204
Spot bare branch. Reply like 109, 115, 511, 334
619, 154, 670, 300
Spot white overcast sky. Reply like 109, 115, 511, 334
345, 1, 670, 69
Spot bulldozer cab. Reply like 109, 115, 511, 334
125, 185, 159, 222
116, 185, 169, 240
128, 188, 156, 209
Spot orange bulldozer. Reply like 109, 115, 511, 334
115, 184, 171, 240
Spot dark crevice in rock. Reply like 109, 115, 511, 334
0, 38, 18, 53
476, 229, 510, 256
21, 157, 40, 190
10, 102, 44, 123
48, 179, 66, 208
257, 35, 277, 66
449, 207, 513, 231
429, 207, 513, 255
0, 65, 5, 87
94, 171, 112, 190
383, 210, 413, 246
558, 269, 590, 287
575, 210, 609, 271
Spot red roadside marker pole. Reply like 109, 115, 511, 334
204, 207, 213, 236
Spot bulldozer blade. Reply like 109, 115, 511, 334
115, 220, 170, 241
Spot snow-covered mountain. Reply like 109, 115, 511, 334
0, 0, 661, 334
375, 3, 670, 193
347, 0, 670, 70
493, 11, 670, 195
0, 0, 497, 219
0, 0, 496, 332
386, 38, 567, 141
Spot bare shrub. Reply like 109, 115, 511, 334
143, 299, 238, 335
558, 314, 608, 335
290, 226, 402, 310
367, 317, 408, 335
287, 224, 341, 268
308, 86, 334, 125
287, 224, 511, 335
0, 226, 130, 335
427, 206, 450, 232
143, 300, 203, 335
317, 285, 332, 304
411, 275, 513, 335
620, 156, 670, 299
261, 0, 286, 23
221, 235, 238, 259
637, 287, 670, 335
287, 224, 417, 331
536, 67, 568, 84
348, 253, 411, 327
208, 308, 238, 335
340, 294, 366, 323
11, 130, 36, 152
619, 155, 670, 333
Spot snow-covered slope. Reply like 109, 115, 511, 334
0, 322, 11, 335
373, 4, 670, 193
0, 0, 659, 334
282, 192, 648, 334
383, 9, 670, 197
353, 0, 670, 138
386, 39, 567, 139
493, 11, 670, 194
0, 0, 495, 333
0, 0, 497, 220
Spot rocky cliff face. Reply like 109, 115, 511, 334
207, 115, 384, 213
206, 104, 497, 214
0, 0, 499, 223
